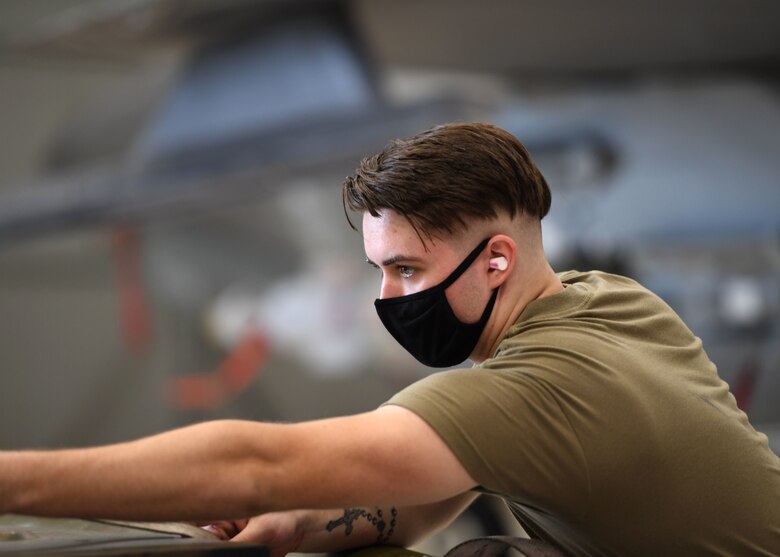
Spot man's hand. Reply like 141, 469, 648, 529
204, 512, 304, 557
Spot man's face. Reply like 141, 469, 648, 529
363, 210, 487, 322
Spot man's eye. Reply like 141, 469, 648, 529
398, 265, 414, 279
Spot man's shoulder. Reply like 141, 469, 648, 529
494, 268, 687, 373
554, 269, 671, 316
503, 269, 650, 335
557, 269, 644, 289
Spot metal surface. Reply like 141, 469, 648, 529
0, 515, 265, 555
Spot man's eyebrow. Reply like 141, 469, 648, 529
365, 255, 423, 267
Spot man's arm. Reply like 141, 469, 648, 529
290, 493, 482, 550
205, 493, 480, 556
0, 405, 476, 522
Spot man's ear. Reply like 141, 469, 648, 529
486, 235, 515, 288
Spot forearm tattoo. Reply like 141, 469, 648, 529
326, 507, 398, 544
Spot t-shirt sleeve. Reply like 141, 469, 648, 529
384, 367, 590, 516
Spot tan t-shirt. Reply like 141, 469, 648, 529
386, 271, 780, 557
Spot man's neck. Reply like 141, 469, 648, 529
471, 262, 563, 364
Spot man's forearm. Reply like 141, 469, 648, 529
296, 493, 479, 551
1, 420, 275, 521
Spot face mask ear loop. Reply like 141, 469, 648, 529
439, 238, 491, 290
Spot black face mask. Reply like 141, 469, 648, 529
374, 238, 498, 368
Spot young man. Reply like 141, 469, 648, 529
1, 123, 778, 556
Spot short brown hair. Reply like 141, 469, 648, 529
342, 122, 551, 239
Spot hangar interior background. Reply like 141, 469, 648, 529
0, 1, 778, 546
